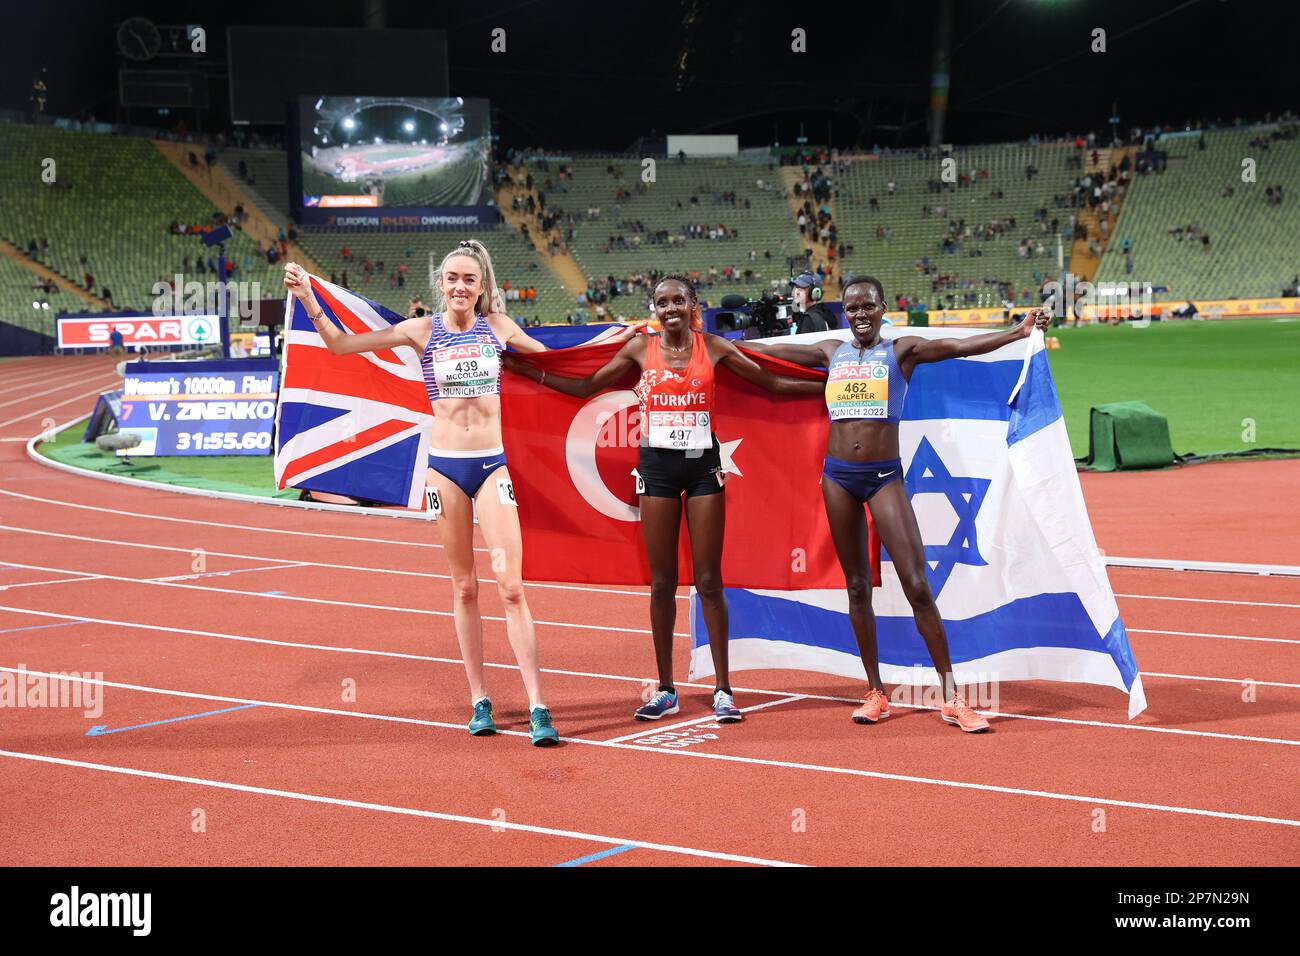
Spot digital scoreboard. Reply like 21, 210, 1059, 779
117, 359, 279, 456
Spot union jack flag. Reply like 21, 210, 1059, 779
274, 276, 433, 508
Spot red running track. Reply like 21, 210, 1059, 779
0, 357, 1297, 866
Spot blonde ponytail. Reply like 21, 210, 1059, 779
430, 239, 506, 316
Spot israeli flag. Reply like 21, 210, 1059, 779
690, 326, 1146, 718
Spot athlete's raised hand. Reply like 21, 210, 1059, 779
1017, 308, 1051, 337
283, 262, 313, 301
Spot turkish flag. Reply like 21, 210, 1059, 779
502, 337, 881, 589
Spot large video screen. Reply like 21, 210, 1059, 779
294, 95, 493, 227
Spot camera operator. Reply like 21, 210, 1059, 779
790, 272, 839, 333
408, 296, 429, 319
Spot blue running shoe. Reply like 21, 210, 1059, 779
713, 690, 743, 723
468, 697, 496, 736
634, 688, 680, 720
529, 706, 560, 746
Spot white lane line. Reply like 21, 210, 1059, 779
603, 696, 804, 744
1116, 593, 1300, 610
1142, 672, 1300, 689
0, 561, 685, 637
1, 606, 1297, 748
0, 373, 119, 410
3, 668, 1297, 830
10, 557, 1300, 650
0, 488, 480, 552
0, 379, 123, 429
146, 562, 309, 583
1129, 627, 1299, 646
0, 523, 678, 602
0, 574, 100, 591
0, 748, 798, 867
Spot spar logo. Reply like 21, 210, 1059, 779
186, 317, 216, 343
871, 363, 888, 379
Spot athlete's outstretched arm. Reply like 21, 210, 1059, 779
712, 337, 824, 395
739, 338, 836, 369
490, 313, 647, 354
284, 262, 423, 354
503, 336, 645, 398
895, 309, 1050, 373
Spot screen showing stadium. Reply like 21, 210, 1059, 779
294, 95, 493, 227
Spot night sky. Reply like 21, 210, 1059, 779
4, 0, 1292, 150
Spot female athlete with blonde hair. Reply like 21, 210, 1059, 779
285, 240, 634, 745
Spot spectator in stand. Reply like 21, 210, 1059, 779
84, 271, 94, 292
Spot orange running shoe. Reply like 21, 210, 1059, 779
851, 688, 891, 724
941, 692, 990, 733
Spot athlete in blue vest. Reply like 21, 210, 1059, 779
747, 276, 1050, 732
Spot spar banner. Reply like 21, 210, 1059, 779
56, 315, 221, 349
502, 338, 881, 590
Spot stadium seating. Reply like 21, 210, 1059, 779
6, 116, 1295, 336
557, 157, 805, 304
217, 147, 294, 224
832, 143, 1077, 308
1095, 127, 1300, 300
0, 251, 60, 334
0, 123, 284, 319
295, 226, 572, 321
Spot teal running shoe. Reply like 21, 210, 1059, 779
468, 697, 496, 736
529, 706, 560, 747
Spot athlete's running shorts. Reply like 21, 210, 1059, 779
822, 455, 903, 503
637, 437, 725, 498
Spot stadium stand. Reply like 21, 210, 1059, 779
557, 157, 805, 306
1095, 125, 1300, 300
294, 226, 571, 322
217, 146, 295, 224
831, 143, 1078, 308
6, 116, 1294, 334
0, 247, 61, 333
0, 123, 284, 320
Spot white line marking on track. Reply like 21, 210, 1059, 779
0, 523, 677, 602
604, 696, 804, 743
1116, 593, 1300, 610
0, 374, 119, 410
0, 574, 100, 591
1142, 672, 1299, 689
0, 378, 124, 429
0, 748, 799, 867
1129, 627, 1300, 646
147, 562, 308, 583
0, 488, 482, 552
3, 668, 1297, 830
1, 608, 1296, 748
0, 561, 685, 636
